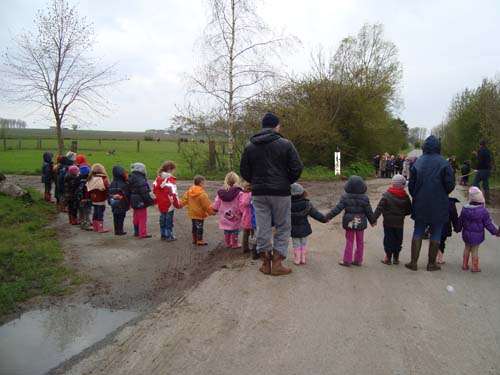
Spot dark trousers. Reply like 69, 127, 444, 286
92, 204, 105, 221
44, 181, 52, 194
192, 219, 204, 236
113, 212, 126, 228
67, 199, 79, 218
160, 211, 174, 231
383, 225, 404, 259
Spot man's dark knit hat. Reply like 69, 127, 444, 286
262, 112, 280, 128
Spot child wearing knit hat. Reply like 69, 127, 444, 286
373, 174, 412, 265
455, 186, 500, 272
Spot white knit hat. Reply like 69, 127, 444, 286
291, 183, 304, 196
468, 186, 485, 204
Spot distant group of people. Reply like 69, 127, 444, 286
373, 153, 416, 179
40, 114, 497, 279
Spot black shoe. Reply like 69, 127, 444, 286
338, 261, 351, 267
351, 262, 362, 266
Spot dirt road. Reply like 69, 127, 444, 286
7, 175, 500, 374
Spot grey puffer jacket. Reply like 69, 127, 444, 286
325, 176, 375, 231
239, 129, 303, 196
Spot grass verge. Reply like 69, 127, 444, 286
0, 189, 78, 318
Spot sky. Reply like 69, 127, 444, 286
1, 0, 500, 133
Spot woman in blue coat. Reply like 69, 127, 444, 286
405, 135, 456, 271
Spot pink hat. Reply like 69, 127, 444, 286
468, 186, 485, 204
68, 165, 79, 176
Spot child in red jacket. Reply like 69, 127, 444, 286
86, 163, 110, 233
153, 161, 180, 240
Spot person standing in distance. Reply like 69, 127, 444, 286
405, 135, 456, 271
240, 112, 303, 276
473, 140, 493, 204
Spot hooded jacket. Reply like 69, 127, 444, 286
41, 152, 53, 183
212, 186, 243, 230
179, 185, 215, 220
455, 204, 499, 245
153, 172, 179, 213
128, 163, 153, 209
108, 166, 130, 213
408, 135, 456, 224
442, 197, 459, 238
239, 129, 303, 196
291, 197, 327, 238
373, 187, 412, 228
325, 176, 375, 231
239, 191, 255, 230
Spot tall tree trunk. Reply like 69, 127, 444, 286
226, 0, 236, 172
56, 118, 64, 155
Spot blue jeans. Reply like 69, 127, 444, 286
473, 169, 491, 192
92, 204, 105, 221
160, 211, 174, 230
413, 221, 443, 241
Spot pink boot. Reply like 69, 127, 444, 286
300, 246, 307, 264
92, 220, 99, 232
293, 248, 301, 265
231, 234, 242, 249
225, 233, 231, 248
97, 221, 109, 233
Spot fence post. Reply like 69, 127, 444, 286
18, 138, 21, 150
137, 140, 140, 152
38, 139, 42, 150
209, 140, 216, 171
98, 139, 101, 145
71, 140, 78, 152
3, 139, 6, 151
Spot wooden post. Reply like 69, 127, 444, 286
98, 139, 102, 145
209, 140, 216, 171
71, 140, 78, 152
137, 140, 140, 152
3, 139, 6, 151
18, 139, 21, 149
38, 139, 42, 150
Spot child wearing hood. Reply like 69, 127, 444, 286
326, 175, 376, 266
76, 165, 93, 231
212, 172, 243, 249
41, 152, 54, 201
108, 166, 130, 236
455, 186, 500, 272
128, 162, 154, 238
290, 183, 327, 265
153, 161, 180, 240
373, 174, 412, 265
179, 175, 216, 246
64, 165, 81, 225
86, 163, 110, 233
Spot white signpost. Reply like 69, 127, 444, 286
334, 152, 341, 176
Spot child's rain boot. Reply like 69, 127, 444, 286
133, 224, 139, 237
462, 253, 470, 270
92, 220, 99, 232
231, 234, 242, 249
225, 233, 231, 248
97, 221, 109, 233
471, 257, 481, 272
192, 233, 197, 244
293, 248, 301, 265
160, 227, 167, 240
196, 233, 208, 246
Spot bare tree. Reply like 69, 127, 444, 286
190, 0, 298, 170
2, 0, 123, 153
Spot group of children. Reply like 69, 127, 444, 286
42, 151, 499, 272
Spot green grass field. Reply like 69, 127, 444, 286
0, 190, 79, 317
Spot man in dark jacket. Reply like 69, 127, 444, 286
240, 112, 303, 276
406, 135, 456, 271
473, 140, 493, 204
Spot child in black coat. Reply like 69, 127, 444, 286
290, 183, 327, 265
41, 152, 54, 201
108, 166, 130, 235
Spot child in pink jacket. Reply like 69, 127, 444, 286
239, 181, 257, 257
212, 172, 243, 248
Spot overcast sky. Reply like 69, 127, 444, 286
1, 0, 500, 132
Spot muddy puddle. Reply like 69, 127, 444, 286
0, 304, 137, 375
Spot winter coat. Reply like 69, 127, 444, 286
153, 172, 180, 213
179, 185, 215, 220
380, 158, 387, 172
55, 156, 73, 198
41, 152, 54, 183
291, 197, 327, 238
240, 128, 303, 196
239, 191, 255, 230
87, 174, 109, 204
442, 197, 459, 238
455, 204, 499, 246
212, 186, 243, 231
408, 135, 456, 225
63, 172, 80, 202
128, 166, 153, 210
325, 176, 376, 231
75, 175, 91, 207
373, 187, 412, 228
460, 163, 471, 176
108, 166, 130, 214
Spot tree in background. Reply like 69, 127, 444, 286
408, 127, 427, 146
189, 0, 297, 171
2, 0, 122, 154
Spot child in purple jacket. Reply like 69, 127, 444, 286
455, 186, 500, 272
